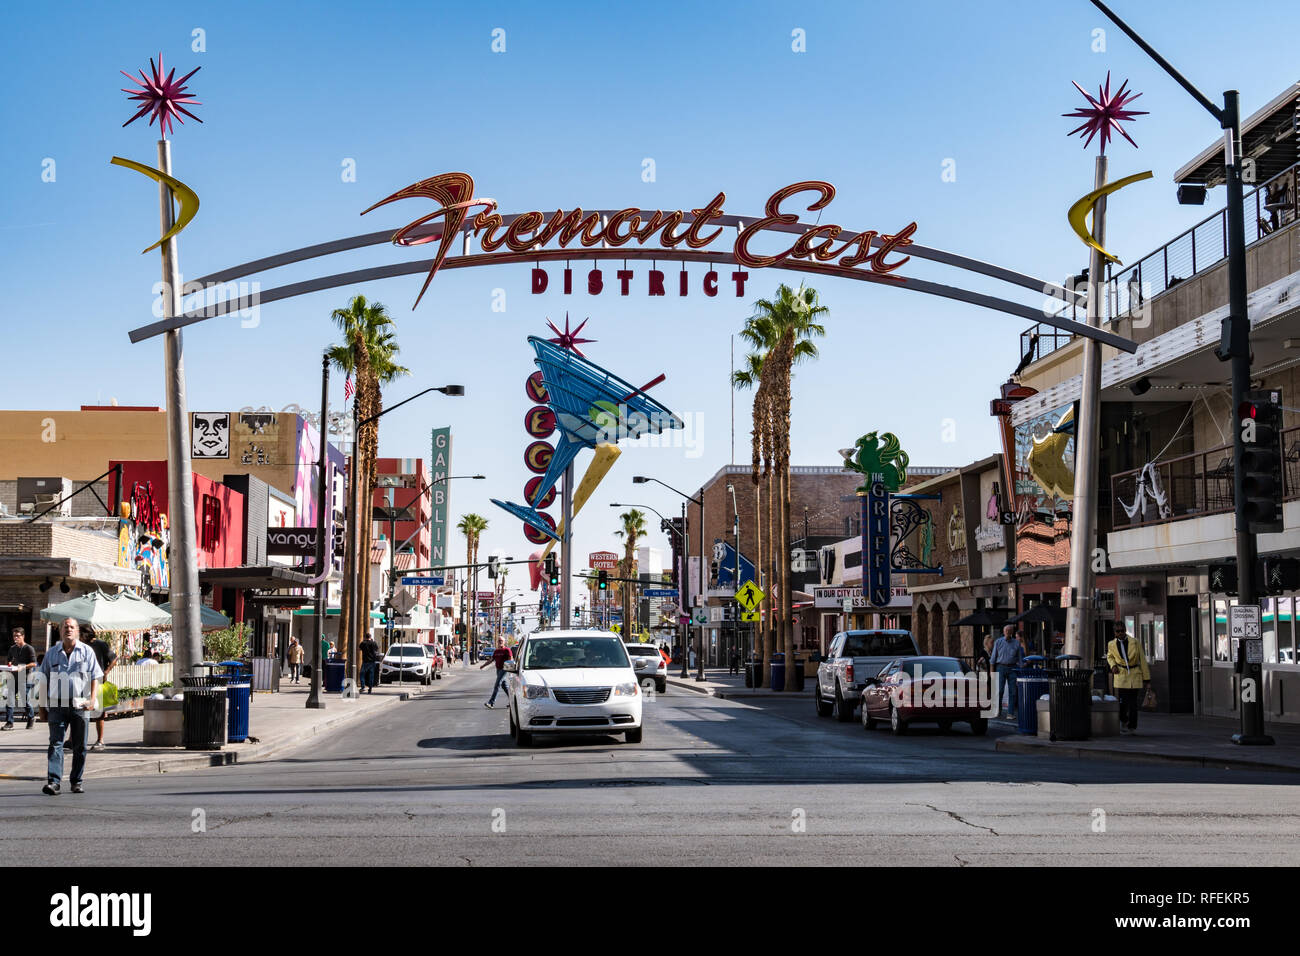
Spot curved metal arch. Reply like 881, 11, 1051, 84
129, 243, 1136, 352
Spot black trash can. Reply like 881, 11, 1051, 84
180, 674, 228, 750
790, 654, 805, 691
744, 660, 761, 688
1048, 655, 1092, 741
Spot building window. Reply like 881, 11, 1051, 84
1128, 612, 1165, 662
1263, 598, 1278, 665
1277, 597, 1296, 665
1213, 598, 1236, 662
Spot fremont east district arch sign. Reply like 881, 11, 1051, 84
127, 171, 1137, 354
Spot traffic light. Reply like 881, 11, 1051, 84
1262, 557, 1300, 595
487, 555, 498, 579
510, 601, 517, 615
545, 553, 559, 586
1240, 389, 1284, 533
597, 569, 608, 590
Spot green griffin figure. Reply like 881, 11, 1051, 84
844, 431, 910, 493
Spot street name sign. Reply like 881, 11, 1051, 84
402, 576, 444, 586
644, 588, 678, 597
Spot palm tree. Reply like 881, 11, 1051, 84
457, 513, 488, 649
329, 295, 409, 673
732, 347, 772, 682
739, 284, 827, 689
614, 509, 647, 638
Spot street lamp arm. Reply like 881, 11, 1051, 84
633, 475, 703, 506
358, 384, 464, 427
611, 502, 682, 540
1089, 0, 1222, 122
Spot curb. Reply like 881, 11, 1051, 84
50, 692, 410, 781
664, 678, 716, 697
994, 736, 1300, 774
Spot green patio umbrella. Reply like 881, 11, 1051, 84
158, 601, 231, 632
39, 590, 174, 632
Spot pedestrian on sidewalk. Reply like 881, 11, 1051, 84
37, 618, 103, 796
480, 637, 512, 708
81, 624, 116, 751
975, 633, 993, 673
689, 646, 697, 670
360, 634, 380, 693
287, 638, 304, 684
1107, 621, 1151, 734
992, 625, 1025, 718
3, 627, 36, 731
728, 646, 740, 675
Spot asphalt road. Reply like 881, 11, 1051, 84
3, 667, 1298, 866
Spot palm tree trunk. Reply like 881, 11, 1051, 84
754, 479, 764, 674
781, 460, 795, 687
337, 451, 355, 669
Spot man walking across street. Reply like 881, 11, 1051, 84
81, 624, 116, 750
360, 634, 380, 693
287, 638, 304, 684
3, 627, 36, 730
480, 636, 512, 708
1107, 621, 1151, 734
992, 624, 1025, 718
37, 618, 103, 796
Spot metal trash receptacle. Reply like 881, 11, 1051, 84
180, 674, 228, 750
217, 662, 252, 743
1015, 656, 1051, 735
791, 655, 805, 691
744, 660, 761, 688
324, 658, 345, 693
770, 653, 786, 693
1048, 654, 1092, 741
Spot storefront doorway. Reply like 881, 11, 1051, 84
1166, 595, 1196, 713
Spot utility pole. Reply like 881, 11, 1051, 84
306, 353, 329, 709
1091, 0, 1272, 744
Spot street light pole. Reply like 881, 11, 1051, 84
634, 476, 706, 680
1090, 0, 1272, 745
306, 352, 329, 709
346, 384, 464, 692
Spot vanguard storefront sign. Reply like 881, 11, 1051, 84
362, 172, 917, 307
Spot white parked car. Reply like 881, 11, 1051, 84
380, 643, 436, 685
505, 630, 643, 747
624, 642, 667, 694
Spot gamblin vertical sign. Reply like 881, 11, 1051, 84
430, 428, 453, 565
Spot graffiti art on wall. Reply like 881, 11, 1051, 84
117, 481, 170, 592
191, 411, 230, 458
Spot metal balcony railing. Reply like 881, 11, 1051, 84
1020, 159, 1300, 366
1110, 425, 1300, 530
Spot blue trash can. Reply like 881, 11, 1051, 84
770, 653, 786, 693
324, 659, 346, 693
1015, 656, 1050, 735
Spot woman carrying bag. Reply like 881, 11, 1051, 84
1106, 622, 1152, 735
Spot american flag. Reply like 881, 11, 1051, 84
344, 376, 354, 400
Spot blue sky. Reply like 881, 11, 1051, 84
2, 0, 1297, 609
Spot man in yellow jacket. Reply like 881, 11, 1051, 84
1106, 621, 1151, 734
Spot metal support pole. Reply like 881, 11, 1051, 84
1223, 90, 1272, 745
561, 462, 574, 624
156, 139, 201, 692
346, 415, 361, 687
1064, 154, 1108, 669
696, 489, 706, 681
306, 353, 329, 708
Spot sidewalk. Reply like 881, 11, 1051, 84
995, 711, 1300, 774
666, 666, 813, 700
0, 666, 468, 782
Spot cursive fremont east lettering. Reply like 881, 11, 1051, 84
362, 172, 916, 308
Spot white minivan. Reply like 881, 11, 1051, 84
504, 630, 643, 747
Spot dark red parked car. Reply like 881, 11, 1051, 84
860, 656, 990, 736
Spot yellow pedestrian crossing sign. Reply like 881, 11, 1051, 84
735, 580, 764, 612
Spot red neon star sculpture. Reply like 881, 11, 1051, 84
546, 314, 595, 355
1063, 72, 1146, 153
121, 54, 202, 137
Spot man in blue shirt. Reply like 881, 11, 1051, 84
36, 618, 103, 796
991, 625, 1025, 718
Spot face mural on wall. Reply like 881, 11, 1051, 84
191, 412, 230, 459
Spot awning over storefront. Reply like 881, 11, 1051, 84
198, 565, 317, 589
